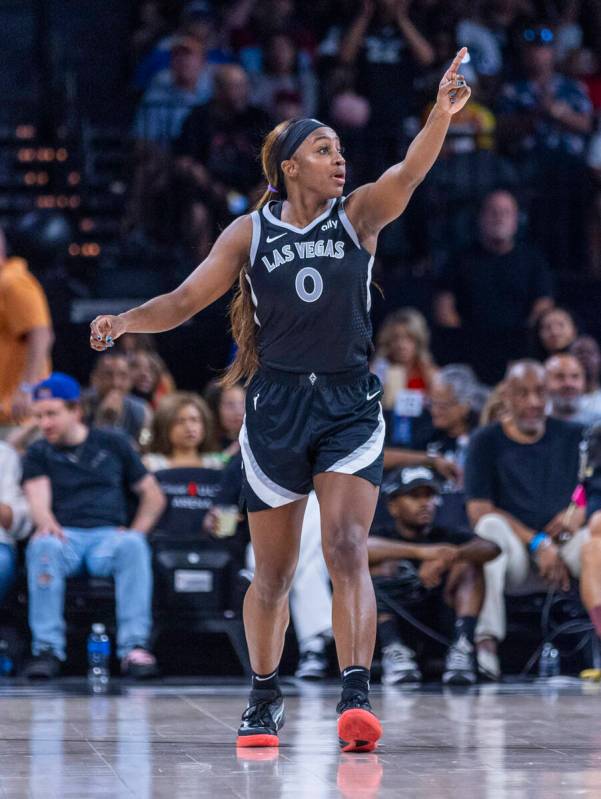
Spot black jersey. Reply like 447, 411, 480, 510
247, 197, 374, 374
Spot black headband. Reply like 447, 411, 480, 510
277, 118, 326, 163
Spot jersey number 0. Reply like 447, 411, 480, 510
295, 267, 323, 303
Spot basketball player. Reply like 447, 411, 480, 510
90, 49, 471, 752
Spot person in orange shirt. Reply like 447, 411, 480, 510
0, 228, 53, 429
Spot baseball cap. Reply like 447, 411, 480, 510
381, 466, 440, 498
33, 372, 81, 402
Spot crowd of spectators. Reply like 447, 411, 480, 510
2, 298, 601, 683
126, 0, 601, 277
3, 0, 601, 684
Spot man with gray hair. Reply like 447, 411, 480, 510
411, 364, 483, 531
465, 360, 590, 679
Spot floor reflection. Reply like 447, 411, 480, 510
1, 681, 601, 798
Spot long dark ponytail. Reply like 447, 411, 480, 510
222, 120, 294, 386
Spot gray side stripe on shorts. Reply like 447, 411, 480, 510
240, 420, 305, 507
326, 403, 385, 475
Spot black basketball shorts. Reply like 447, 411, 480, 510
239, 366, 385, 512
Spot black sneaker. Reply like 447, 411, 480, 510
336, 693, 382, 753
23, 649, 62, 680
442, 635, 477, 686
236, 692, 285, 748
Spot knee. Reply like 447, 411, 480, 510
27, 535, 64, 563
114, 532, 149, 562
581, 536, 601, 568
252, 566, 295, 604
588, 511, 601, 539
322, 522, 368, 579
475, 514, 513, 552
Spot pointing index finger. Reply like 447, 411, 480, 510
445, 46, 468, 80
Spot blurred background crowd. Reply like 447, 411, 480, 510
2, 0, 601, 684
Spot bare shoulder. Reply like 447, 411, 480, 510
216, 213, 254, 252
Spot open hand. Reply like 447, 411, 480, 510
33, 516, 65, 541
90, 315, 126, 351
436, 47, 471, 115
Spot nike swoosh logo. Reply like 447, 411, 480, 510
366, 390, 381, 401
266, 233, 287, 243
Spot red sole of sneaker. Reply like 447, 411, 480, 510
338, 709, 382, 753
236, 734, 279, 748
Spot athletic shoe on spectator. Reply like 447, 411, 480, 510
443, 635, 477, 685
121, 647, 158, 679
381, 643, 422, 685
23, 648, 62, 680
295, 649, 328, 680
477, 647, 501, 681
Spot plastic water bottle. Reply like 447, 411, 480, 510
87, 623, 110, 692
538, 642, 560, 678
0, 640, 13, 677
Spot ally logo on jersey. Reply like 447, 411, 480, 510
262, 238, 345, 273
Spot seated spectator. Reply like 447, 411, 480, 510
22, 374, 165, 679
497, 24, 593, 160
144, 392, 220, 473
571, 336, 601, 416
203, 380, 245, 458
415, 365, 483, 530
134, 32, 214, 147
545, 353, 601, 425
435, 190, 554, 385
251, 33, 317, 119
145, 394, 237, 544
496, 23, 593, 270
377, 364, 481, 505
0, 226, 53, 431
129, 350, 173, 410
174, 64, 272, 256
534, 306, 578, 360
83, 353, 152, 446
118, 333, 176, 402
0, 442, 30, 605
134, 2, 231, 93
372, 308, 437, 453
369, 467, 499, 686
465, 360, 587, 680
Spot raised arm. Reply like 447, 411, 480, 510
90, 215, 252, 350
344, 48, 471, 248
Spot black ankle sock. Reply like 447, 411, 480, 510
378, 617, 401, 649
250, 669, 281, 699
454, 616, 477, 645
341, 665, 370, 699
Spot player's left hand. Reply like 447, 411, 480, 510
436, 46, 471, 116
